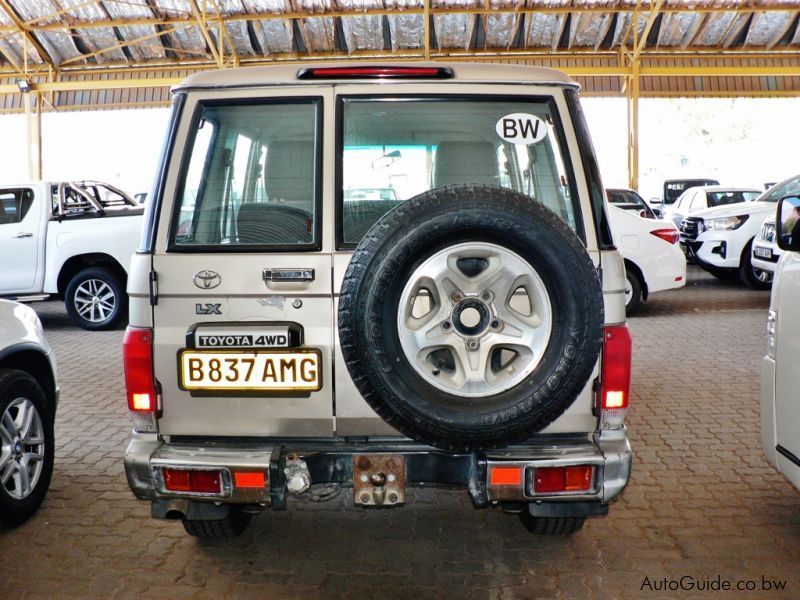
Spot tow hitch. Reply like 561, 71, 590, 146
353, 454, 406, 507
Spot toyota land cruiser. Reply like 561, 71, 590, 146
123, 63, 632, 538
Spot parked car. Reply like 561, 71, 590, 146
650, 178, 720, 217
679, 174, 800, 289
0, 181, 143, 330
761, 193, 800, 494
606, 188, 657, 219
123, 63, 632, 539
751, 216, 781, 280
663, 185, 761, 229
607, 205, 686, 314
0, 299, 57, 526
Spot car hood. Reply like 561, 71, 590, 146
692, 201, 776, 220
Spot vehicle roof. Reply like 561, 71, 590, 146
175, 62, 578, 91
664, 178, 719, 183
690, 185, 762, 193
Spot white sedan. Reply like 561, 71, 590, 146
608, 205, 687, 314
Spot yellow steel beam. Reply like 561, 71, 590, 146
0, 0, 55, 69
1, 61, 799, 96
632, 0, 666, 63
211, 1, 239, 67
188, 0, 222, 67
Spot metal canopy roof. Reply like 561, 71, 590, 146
1, 0, 799, 111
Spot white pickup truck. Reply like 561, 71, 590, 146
0, 181, 143, 330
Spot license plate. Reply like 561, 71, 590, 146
754, 246, 772, 259
179, 350, 321, 392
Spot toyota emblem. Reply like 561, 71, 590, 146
193, 270, 221, 289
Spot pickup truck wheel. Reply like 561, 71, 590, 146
181, 508, 251, 538
519, 513, 585, 535
339, 184, 604, 451
739, 240, 772, 290
65, 268, 127, 331
624, 270, 642, 315
0, 369, 54, 526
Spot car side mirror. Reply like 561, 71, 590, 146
777, 195, 800, 252
650, 197, 662, 205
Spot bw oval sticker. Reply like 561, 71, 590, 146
495, 113, 548, 145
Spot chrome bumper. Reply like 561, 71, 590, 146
124, 429, 632, 510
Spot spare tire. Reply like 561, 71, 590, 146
339, 185, 604, 450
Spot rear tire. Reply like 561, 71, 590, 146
65, 267, 127, 331
624, 269, 643, 315
739, 241, 772, 290
519, 513, 585, 535
181, 508, 251, 538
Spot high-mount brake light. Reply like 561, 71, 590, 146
297, 66, 454, 80
650, 228, 680, 245
600, 324, 632, 429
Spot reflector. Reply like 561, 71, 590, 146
489, 466, 523, 486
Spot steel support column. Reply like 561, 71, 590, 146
626, 68, 640, 191
24, 91, 41, 179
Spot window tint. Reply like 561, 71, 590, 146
340, 98, 576, 245
0, 188, 34, 225
172, 100, 319, 249
761, 176, 800, 203
706, 191, 758, 207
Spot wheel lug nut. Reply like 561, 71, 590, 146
491, 319, 501, 329
441, 321, 452, 331
481, 290, 492, 301
466, 339, 479, 350
451, 291, 464, 303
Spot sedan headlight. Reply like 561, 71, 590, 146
704, 215, 749, 231
767, 308, 777, 358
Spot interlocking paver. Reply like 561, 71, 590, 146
1, 266, 798, 599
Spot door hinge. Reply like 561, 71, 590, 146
149, 270, 158, 306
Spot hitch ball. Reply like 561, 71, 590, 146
284, 456, 311, 494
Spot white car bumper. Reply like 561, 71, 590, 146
751, 241, 781, 274
643, 242, 687, 294
685, 229, 748, 270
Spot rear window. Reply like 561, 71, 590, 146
171, 99, 320, 251
339, 97, 577, 247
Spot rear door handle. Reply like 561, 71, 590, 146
13, 232, 33, 239
262, 268, 315, 283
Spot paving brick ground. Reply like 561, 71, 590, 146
2, 266, 798, 599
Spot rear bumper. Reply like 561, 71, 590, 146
124, 429, 631, 515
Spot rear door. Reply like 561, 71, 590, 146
152, 87, 335, 437
330, 84, 600, 436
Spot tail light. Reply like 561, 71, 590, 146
123, 326, 159, 432
533, 466, 595, 494
650, 228, 680, 244
600, 324, 632, 429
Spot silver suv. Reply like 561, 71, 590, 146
0, 300, 58, 526
124, 63, 632, 538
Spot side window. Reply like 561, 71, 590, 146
340, 97, 577, 246
172, 100, 319, 250
689, 191, 706, 211
0, 188, 34, 225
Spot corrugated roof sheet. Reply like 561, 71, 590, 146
0, 0, 798, 110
